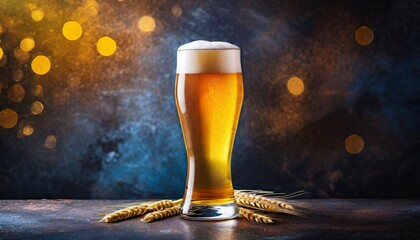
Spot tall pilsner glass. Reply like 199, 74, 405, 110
175, 40, 244, 220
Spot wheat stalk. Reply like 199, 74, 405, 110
239, 207, 274, 224
101, 199, 182, 223
141, 205, 181, 223
235, 191, 299, 215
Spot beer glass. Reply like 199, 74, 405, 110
175, 40, 243, 220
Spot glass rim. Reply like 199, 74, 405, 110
177, 48, 240, 51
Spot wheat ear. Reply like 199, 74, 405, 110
235, 191, 298, 215
239, 207, 274, 224
148, 199, 182, 211
100, 203, 150, 223
101, 199, 182, 223
141, 205, 181, 223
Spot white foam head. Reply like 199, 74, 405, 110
176, 40, 241, 74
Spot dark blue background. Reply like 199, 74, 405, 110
0, 0, 419, 198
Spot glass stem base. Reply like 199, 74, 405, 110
180, 201, 238, 221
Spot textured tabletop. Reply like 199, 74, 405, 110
1, 199, 419, 239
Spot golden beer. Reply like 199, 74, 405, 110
175, 41, 243, 220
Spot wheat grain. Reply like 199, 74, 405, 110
235, 191, 295, 213
239, 207, 274, 224
148, 200, 175, 211
101, 199, 182, 223
236, 196, 276, 212
141, 205, 181, 223
100, 203, 150, 223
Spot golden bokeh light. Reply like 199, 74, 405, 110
31, 84, 44, 97
23, 125, 34, 136
31, 55, 51, 75
345, 134, 365, 154
24, 3, 37, 10
20, 37, 35, 52
31, 8, 44, 22
62, 21, 83, 41
0, 47, 3, 60
13, 69, 24, 82
0, 108, 18, 129
0, 25, 3, 34
0, 52, 7, 67
7, 84, 25, 103
14, 48, 30, 64
287, 77, 305, 95
96, 36, 117, 57
355, 26, 374, 46
31, 101, 44, 115
138, 16, 156, 32
172, 5, 183, 18
45, 135, 57, 149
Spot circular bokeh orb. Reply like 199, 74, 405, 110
355, 26, 374, 46
13, 69, 24, 82
45, 135, 57, 149
31, 55, 51, 75
96, 36, 117, 57
31, 8, 44, 22
20, 37, 35, 52
14, 48, 30, 64
287, 77, 305, 96
172, 5, 183, 18
7, 84, 25, 103
31, 84, 44, 97
31, 101, 44, 115
23, 125, 34, 136
345, 134, 365, 154
138, 16, 156, 32
62, 21, 83, 41
0, 108, 18, 129
0, 51, 7, 67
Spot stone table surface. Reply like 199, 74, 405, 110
0, 199, 419, 239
